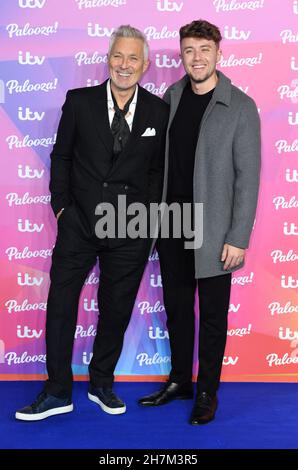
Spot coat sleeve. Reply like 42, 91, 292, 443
224, 97, 261, 249
49, 90, 75, 216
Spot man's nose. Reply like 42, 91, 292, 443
120, 57, 129, 68
193, 50, 203, 61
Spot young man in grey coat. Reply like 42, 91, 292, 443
139, 20, 261, 425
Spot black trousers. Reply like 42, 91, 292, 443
44, 204, 151, 398
157, 235, 231, 397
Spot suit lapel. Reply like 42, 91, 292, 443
167, 76, 187, 129
88, 81, 114, 155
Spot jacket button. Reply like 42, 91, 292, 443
103, 182, 108, 187
124, 185, 129, 190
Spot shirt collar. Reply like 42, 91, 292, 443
107, 79, 138, 110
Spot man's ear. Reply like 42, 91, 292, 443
143, 59, 150, 73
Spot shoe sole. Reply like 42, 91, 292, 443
88, 393, 126, 415
15, 404, 73, 421
139, 393, 194, 406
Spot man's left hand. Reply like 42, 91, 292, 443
221, 243, 245, 271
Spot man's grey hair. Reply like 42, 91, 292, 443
108, 25, 149, 61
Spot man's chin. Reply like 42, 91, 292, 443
111, 81, 137, 92
189, 74, 209, 84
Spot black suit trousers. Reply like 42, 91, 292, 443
44, 203, 151, 397
157, 234, 231, 396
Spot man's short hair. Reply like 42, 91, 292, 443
108, 25, 149, 61
179, 20, 222, 47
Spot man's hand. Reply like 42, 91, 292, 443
221, 243, 245, 271
56, 208, 64, 221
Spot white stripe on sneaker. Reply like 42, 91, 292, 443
15, 404, 73, 421
88, 393, 126, 415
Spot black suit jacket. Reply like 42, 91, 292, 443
49, 80, 169, 239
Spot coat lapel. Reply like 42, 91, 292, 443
161, 76, 187, 200
167, 76, 188, 129
198, 71, 231, 134
88, 81, 114, 155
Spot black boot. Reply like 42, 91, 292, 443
189, 392, 218, 425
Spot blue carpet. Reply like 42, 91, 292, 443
1, 381, 297, 449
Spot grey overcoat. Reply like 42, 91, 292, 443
162, 70, 261, 278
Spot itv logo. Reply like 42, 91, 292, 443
19, 0, 46, 8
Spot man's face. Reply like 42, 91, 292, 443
180, 37, 221, 84
108, 37, 149, 93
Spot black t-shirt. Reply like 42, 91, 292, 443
167, 82, 214, 202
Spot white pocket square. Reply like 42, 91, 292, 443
141, 127, 156, 137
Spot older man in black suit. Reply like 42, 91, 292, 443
16, 25, 168, 421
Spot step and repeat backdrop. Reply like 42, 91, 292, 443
0, 0, 297, 382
